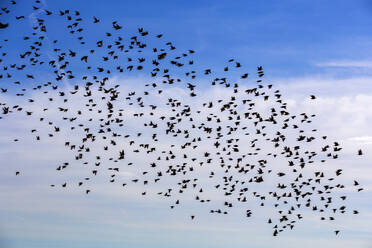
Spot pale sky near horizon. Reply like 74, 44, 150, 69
0, 1, 371, 248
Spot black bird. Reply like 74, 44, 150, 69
0, 22, 9, 29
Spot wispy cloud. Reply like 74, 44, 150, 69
315, 60, 372, 69
0, 74, 371, 248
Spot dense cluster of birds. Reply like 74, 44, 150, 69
0, 0, 365, 237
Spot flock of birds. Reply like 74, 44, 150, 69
0, 0, 365, 237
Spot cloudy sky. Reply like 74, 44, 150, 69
0, 1, 371, 248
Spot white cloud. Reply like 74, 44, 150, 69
315, 60, 372, 69
348, 136, 372, 145
0, 75, 371, 247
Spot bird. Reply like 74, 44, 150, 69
0, 22, 8, 29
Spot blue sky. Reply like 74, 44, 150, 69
0, 0, 372, 248
69, 0, 372, 79
3, 0, 372, 79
